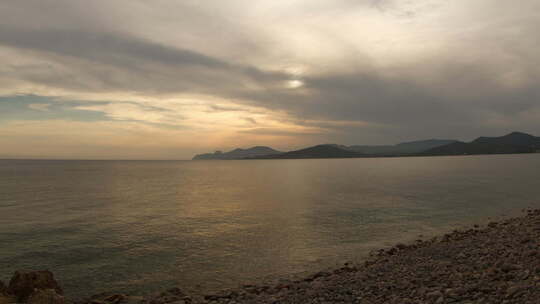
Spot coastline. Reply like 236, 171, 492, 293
2, 209, 539, 304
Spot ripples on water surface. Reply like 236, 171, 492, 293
1, 155, 540, 297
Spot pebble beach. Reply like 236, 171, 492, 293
2, 209, 539, 304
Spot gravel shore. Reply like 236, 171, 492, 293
153, 209, 540, 304
3, 209, 539, 304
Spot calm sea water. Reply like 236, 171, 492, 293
1, 155, 540, 297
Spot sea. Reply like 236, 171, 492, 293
1, 154, 539, 298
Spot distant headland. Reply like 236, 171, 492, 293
192, 131, 540, 160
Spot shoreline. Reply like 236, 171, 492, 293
3, 150, 539, 162
2, 209, 539, 304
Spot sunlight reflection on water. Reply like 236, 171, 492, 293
1, 154, 539, 297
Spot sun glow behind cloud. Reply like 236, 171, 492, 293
286, 80, 304, 89
1, 0, 540, 159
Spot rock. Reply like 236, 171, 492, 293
8, 270, 63, 302
0, 282, 14, 304
145, 288, 191, 304
426, 290, 443, 300
165, 288, 186, 297
0, 295, 16, 304
103, 294, 127, 304
505, 286, 521, 298
122, 296, 144, 304
395, 243, 407, 250
501, 264, 518, 273
27, 289, 65, 304
488, 221, 498, 228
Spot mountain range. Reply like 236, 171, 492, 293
258, 144, 363, 159
422, 132, 540, 156
192, 132, 540, 160
348, 139, 458, 155
192, 146, 282, 160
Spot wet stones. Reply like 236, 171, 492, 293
86, 293, 146, 304
182, 209, 540, 303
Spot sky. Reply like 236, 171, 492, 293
1, 0, 539, 159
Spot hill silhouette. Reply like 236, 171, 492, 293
349, 139, 457, 155
192, 146, 282, 160
423, 132, 540, 156
192, 132, 540, 160
260, 144, 363, 159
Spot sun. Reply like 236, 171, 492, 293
286, 79, 304, 89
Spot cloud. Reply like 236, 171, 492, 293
239, 127, 326, 137
27, 103, 51, 112
74, 103, 185, 126
0, 27, 290, 97
243, 117, 258, 125
1, 0, 540, 158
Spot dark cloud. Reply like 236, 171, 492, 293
0, 26, 288, 94
238, 128, 325, 137
0, 27, 225, 68
243, 117, 258, 125
0, 95, 106, 123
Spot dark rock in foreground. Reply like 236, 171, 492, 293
8, 270, 63, 303
27, 289, 66, 304
0, 281, 7, 295
1, 271, 64, 304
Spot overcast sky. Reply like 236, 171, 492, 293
1, 0, 539, 159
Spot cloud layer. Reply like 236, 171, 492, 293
1, 0, 539, 159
